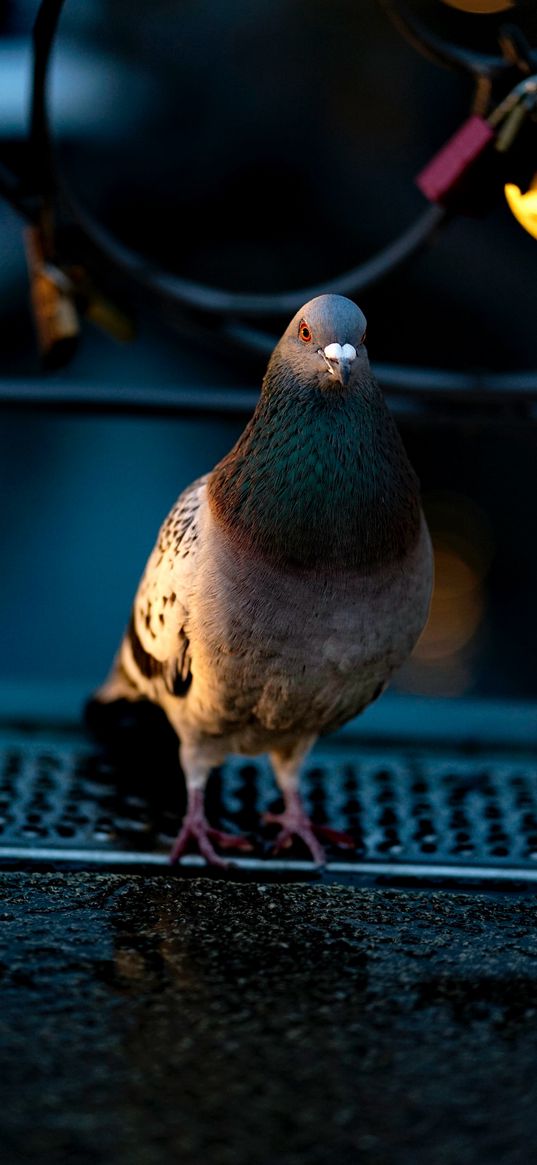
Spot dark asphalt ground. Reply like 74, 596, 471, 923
2, 873, 537, 1165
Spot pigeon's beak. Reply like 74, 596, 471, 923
331, 357, 353, 387
321, 343, 357, 387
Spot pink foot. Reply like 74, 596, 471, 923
169, 789, 253, 868
264, 803, 355, 866
311, 823, 356, 850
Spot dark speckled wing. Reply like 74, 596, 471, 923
126, 476, 207, 697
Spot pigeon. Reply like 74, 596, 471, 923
93, 294, 433, 866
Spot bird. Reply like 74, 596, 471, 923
92, 294, 433, 867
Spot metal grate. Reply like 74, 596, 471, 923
1, 726, 537, 884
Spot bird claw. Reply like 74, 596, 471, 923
264, 809, 350, 866
308, 823, 355, 850
169, 813, 253, 868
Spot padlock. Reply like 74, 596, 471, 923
416, 75, 537, 211
24, 226, 79, 369
495, 99, 530, 153
67, 266, 136, 343
415, 115, 495, 205
85, 294, 136, 343
495, 90, 537, 154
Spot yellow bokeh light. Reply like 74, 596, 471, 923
394, 493, 493, 698
504, 181, 537, 241
413, 549, 484, 663
441, 0, 514, 12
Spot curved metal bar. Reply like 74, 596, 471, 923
1, 365, 537, 421
30, 0, 64, 196
24, 0, 446, 324
376, 0, 537, 79
60, 178, 445, 318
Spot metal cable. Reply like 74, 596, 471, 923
60, 180, 446, 318
25, 0, 446, 319
377, 0, 537, 79
0, 0, 534, 394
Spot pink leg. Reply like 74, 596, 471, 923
267, 742, 355, 865
169, 787, 253, 868
264, 787, 355, 866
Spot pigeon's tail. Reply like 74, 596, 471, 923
85, 646, 154, 741
84, 616, 181, 775
84, 679, 179, 782
84, 691, 180, 794
84, 689, 174, 743
84, 650, 147, 746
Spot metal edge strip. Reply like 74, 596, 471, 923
2, 845, 537, 883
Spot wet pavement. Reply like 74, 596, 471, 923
2, 874, 537, 1165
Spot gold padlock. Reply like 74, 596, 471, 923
24, 226, 79, 368
495, 98, 531, 154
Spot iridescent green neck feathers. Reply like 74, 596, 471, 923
208, 355, 420, 571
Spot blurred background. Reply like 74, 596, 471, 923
0, 0, 536, 741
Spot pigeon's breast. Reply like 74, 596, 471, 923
183, 508, 433, 747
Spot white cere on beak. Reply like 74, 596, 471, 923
323, 342, 357, 362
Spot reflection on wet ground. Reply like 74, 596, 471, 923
1, 874, 537, 1164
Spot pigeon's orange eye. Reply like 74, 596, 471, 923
361, 330, 367, 345
298, 320, 312, 342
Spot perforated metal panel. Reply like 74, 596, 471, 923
1, 726, 537, 883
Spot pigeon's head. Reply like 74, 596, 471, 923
275, 294, 368, 390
